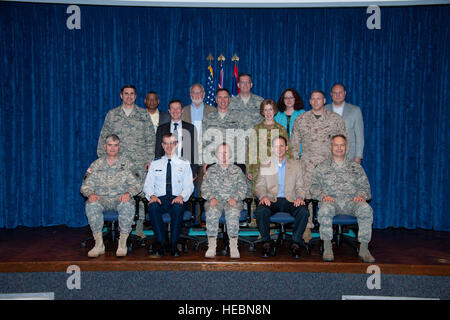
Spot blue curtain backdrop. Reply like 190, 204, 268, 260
0, 3, 448, 230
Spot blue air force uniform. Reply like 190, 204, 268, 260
143, 155, 194, 246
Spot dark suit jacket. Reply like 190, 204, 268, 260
158, 110, 171, 126
155, 120, 199, 176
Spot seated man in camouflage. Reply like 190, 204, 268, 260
201, 143, 247, 259
310, 134, 375, 263
80, 134, 141, 258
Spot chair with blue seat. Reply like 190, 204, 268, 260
240, 199, 313, 257
311, 199, 372, 256
195, 197, 256, 255
332, 214, 359, 251
80, 196, 141, 254
139, 195, 202, 255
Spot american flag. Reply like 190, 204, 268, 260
205, 65, 216, 106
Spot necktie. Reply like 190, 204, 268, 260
166, 159, 172, 196
173, 123, 180, 156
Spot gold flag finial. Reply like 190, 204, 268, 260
217, 53, 225, 66
206, 53, 214, 66
232, 53, 239, 64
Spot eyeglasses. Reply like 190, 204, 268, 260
162, 141, 177, 145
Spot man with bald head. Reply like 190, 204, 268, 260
325, 83, 365, 163
310, 134, 374, 263
290, 90, 348, 242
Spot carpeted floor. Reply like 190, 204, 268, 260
0, 271, 448, 300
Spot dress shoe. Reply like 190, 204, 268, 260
171, 244, 181, 257
261, 241, 272, 258
149, 241, 165, 257
289, 242, 301, 259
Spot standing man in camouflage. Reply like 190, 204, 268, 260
228, 74, 264, 198
228, 73, 264, 130
310, 135, 374, 263
202, 88, 243, 169
81, 134, 141, 257
290, 90, 348, 242
201, 143, 247, 259
97, 84, 156, 238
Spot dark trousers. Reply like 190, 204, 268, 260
147, 195, 185, 245
254, 197, 309, 244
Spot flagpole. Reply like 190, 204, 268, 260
232, 53, 240, 96
217, 53, 225, 89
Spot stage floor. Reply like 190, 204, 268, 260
0, 226, 449, 276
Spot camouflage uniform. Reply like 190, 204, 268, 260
290, 109, 348, 228
247, 121, 292, 197
201, 164, 247, 238
310, 158, 373, 243
202, 110, 243, 165
97, 104, 155, 181
97, 104, 156, 225
80, 155, 141, 235
228, 93, 264, 130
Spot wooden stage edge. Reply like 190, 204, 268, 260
1, 260, 449, 276
1, 226, 449, 276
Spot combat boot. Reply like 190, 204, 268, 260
116, 232, 129, 257
229, 237, 240, 259
205, 237, 217, 258
88, 232, 105, 258
322, 240, 334, 262
359, 242, 375, 263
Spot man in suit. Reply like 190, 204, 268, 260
182, 83, 216, 135
182, 83, 216, 193
325, 83, 364, 163
145, 91, 170, 133
254, 136, 309, 259
155, 99, 198, 179
143, 133, 194, 257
